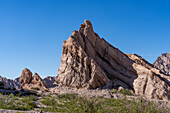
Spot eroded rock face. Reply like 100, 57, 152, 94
19, 68, 47, 90
153, 53, 170, 75
57, 20, 170, 100
19, 68, 32, 86
32, 73, 48, 88
43, 76, 57, 88
0, 76, 21, 90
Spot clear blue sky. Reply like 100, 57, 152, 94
0, 0, 170, 79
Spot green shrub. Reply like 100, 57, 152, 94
119, 89, 133, 95
41, 96, 56, 106
44, 89, 49, 92
41, 93, 169, 113
111, 88, 117, 94
0, 94, 38, 111
19, 95, 38, 103
31, 87, 40, 90
25, 101, 37, 110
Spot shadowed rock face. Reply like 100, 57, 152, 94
153, 53, 170, 75
0, 76, 21, 90
43, 76, 57, 88
57, 20, 170, 100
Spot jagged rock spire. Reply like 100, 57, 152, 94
57, 20, 170, 100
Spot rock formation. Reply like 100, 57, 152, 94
19, 68, 32, 87
19, 68, 47, 90
57, 20, 170, 100
153, 53, 170, 75
0, 76, 21, 90
43, 76, 57, 88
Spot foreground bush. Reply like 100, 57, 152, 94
0, 93, 169, 113
41, 93, 169, 113
0, 94, 37, 111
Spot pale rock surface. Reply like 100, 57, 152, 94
57, 20, 170, 100
153, 52, 170, 75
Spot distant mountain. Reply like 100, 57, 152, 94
153, 53, 170, 75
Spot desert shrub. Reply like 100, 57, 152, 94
19, 95, 38, 103
111, 88, 117, 94
41, 93, 169, 113
119, 89, 132, 95
41, 93, 102, 112
44, 89, 49, 92
41, 96, 56, 106
0, 94, 38, 111
31, 87, 40, 90
24, 101, 37, 110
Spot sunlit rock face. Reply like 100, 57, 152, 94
153, 52, 170, 75
19, 68, 48, 90
57, 20, 170, 100
19, 68, 32, 87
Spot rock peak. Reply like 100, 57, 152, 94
23, 68, 31, 72
79, 20, 94, 34
19, 68, 32, 86
57, 20, 170, 100
84, 20, 93, 28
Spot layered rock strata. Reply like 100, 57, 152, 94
57, 20, 170, 100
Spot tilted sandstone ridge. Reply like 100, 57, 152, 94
57, 20, 170, 100
19, 68, 48, 90
153, 52, 170, 75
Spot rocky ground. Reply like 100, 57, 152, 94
50, 86, 170, 108
0, 87, 170, 113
